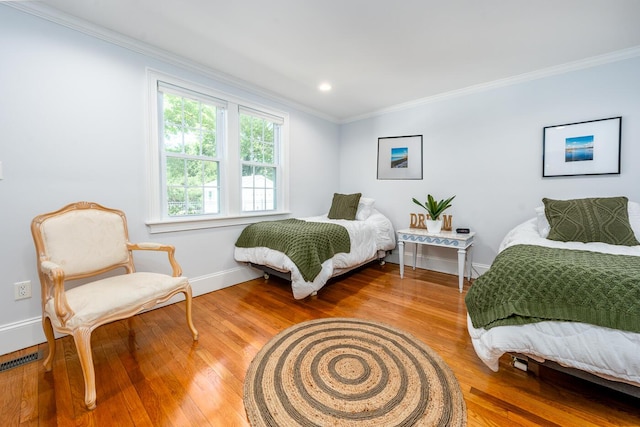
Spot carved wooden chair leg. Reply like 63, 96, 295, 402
73, 328, 97, 410
42, 316, 56, 371
184, 289, 199, 341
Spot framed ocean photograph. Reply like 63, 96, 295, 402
377, 135, 423, 180
542, 117, 621, 177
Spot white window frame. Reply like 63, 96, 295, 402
146, 69, 290, 233
239, 106, 284, 213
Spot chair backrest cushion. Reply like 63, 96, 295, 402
40, 209, 130, 276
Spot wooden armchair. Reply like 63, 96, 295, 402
30, 201, 198, 410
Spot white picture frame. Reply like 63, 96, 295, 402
543, 117, 621, 177
377, 135, 423, 180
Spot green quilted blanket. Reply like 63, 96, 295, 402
235, 219, 351, 282
465, 244, 640, 333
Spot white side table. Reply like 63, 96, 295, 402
397, 228, 475, 292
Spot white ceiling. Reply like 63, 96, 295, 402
16, 1, 640, 122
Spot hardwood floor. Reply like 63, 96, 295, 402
1, 263, 639, 426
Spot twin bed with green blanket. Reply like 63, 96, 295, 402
466, 198, 640, 394
234, 209, 396, 299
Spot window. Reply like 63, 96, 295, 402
147, 71, 289, 232
159, 83, 225, 217
240, 107, 283, 212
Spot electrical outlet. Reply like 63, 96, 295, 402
14, 281, 32, 300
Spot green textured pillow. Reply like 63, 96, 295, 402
328, 193, 361, 220
543, 197, 640, 246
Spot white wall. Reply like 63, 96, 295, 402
0, 6, 340, 355
339, 57, 640, 274
2, 4, 640, 357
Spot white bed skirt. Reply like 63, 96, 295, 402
467, 314, 640, 387
234, 209, 396, 299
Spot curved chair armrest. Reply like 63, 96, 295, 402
40, 260, 61, 275
127, 242, 183, 277
40, 260, 73, 326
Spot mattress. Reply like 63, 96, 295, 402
234, 208, 396, 299
467, 217, 640, 387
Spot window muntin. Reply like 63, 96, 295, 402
240, 110, 281, 212
160, 90, 224, 217
147, 71, 289, 232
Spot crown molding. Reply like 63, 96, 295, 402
6, 3, 639, 125
343, 45, 640, 124
5, 2, 341, 123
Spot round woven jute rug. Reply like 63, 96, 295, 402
244, 318, 467, 426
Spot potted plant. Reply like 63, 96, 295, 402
412, 194, 455, 233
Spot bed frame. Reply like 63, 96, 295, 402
511, 353, 640, 399
248, 250, 389, 290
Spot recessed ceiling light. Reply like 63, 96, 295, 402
318, 82, 332, 92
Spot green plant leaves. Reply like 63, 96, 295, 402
412, 197, 427, 211
413, 194, 455, 220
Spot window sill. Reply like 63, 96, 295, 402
145, 211, 292, 234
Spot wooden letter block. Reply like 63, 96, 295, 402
442, 215, 452, 231
410, 213, 427, 229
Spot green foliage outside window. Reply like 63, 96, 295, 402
240, 114, 274, 163
161, 90, 281, 216
163, 93, 219, 216
240, 113, 278, 212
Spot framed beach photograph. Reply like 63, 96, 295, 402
542, 117, 621, 177
377, 135, 423, 180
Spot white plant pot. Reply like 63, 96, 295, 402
425, 219, 442, 234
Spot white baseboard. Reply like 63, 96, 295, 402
0, 317, 45, 357
0, 266, 261, 357
0, 258, 487, 357
385, 251, 490, 278
189, 265, 260, 298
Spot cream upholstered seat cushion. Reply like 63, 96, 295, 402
42, 210, 129, 276
45, 272, 188, 330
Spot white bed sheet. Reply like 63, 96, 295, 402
468, 217, 640, 387
234, 209, 396, 299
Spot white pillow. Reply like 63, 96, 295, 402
535, 201, 640, 240
535, 206, 550, 238
356, 197, 375, 221
628, 201, 640, 240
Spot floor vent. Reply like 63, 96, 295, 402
0, 350, 43, 372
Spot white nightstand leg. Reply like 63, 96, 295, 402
399, 241, 405, 278
457, 248, 466, 293
412, 242, 418, 270
467, 245, 474, 282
